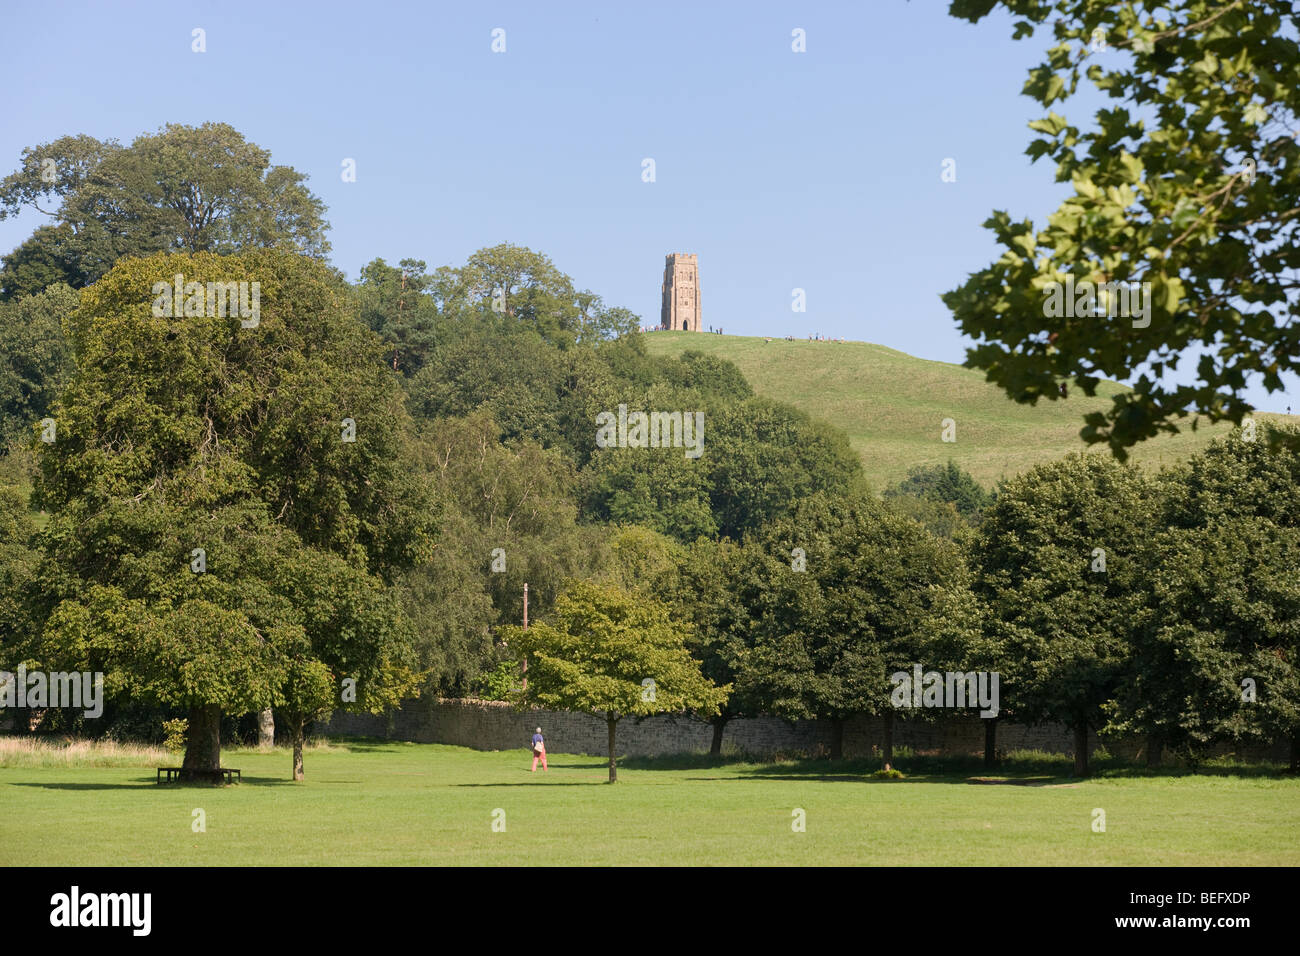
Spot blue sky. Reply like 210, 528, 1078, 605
2, 0, 1293, 412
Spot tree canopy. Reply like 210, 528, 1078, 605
944, 0, 1300, 457
0, 124, 330, 297
971, 453, 1158, 775
30, 249, 431, 777
501, 580, 728, 782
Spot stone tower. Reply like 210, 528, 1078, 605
660, 253, 701, 331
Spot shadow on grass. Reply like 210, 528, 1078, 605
615, 753, 947, 783
309, 736, 405, 754
965, 776, 1067, 787
617, 750, 1292, 783
10, 776, 304, 790
619, 752, 760, 771
452, 781, 613, 787
238, 735, 1300, 783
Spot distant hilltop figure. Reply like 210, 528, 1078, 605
660, 253, 701, 331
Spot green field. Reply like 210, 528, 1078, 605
3, 739, 1297, 866
643, 332, 1292, 490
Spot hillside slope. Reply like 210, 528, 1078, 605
643, 332, 1288, 491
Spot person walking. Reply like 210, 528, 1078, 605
530, 727, 548, 772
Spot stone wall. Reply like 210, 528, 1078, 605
317, 697, 1289, 762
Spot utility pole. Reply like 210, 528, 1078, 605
393, 270, 406, 371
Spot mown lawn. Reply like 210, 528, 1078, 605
2, 739, 1296, 866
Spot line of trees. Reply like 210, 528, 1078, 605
3, 240, 1296, 779
0, 125, 866, 783
500, 435, 1300, 781
2, 119, 1296, 783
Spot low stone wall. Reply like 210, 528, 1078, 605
317, 697, 1289, 762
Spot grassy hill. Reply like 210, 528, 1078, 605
643, 332, 1291, 491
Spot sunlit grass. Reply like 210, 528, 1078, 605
643, 333, 1289, 490
2, 737, 1295, 866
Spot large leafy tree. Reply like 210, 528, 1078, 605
38, 507, 299, 773
1112, 430, 1300, 769
33, 250, 433, 777
404, 317, 758, 476
670, 536, 768, 755
450, 243, 583, 347
0, 124, 330, 293
501, 580, 728, 782
402, 243, 636, 351
740, 493, 966, 764
911, 575, 998, 764
583, 449, 720, 541
594, 524, 685, 598
972, 454, 1157, 775
1116, 515, 1300, 768
663, 350, 753, 404
943, 0, 1300, 456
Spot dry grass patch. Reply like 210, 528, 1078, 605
0, 736, 169, 768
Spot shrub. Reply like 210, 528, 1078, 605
473, 660, 519, 702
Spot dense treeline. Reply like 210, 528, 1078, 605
0, 232, 867, 774
3, 243, 1293, 775
666, 438, 1300, 774
0, 124, 1295, 778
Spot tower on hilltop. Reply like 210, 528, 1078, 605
660, 253, 701, 331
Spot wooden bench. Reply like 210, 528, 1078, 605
156, 767, 241, 785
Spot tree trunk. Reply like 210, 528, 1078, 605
1072, 724, 1089, 778
181, 703, 222, 780
606, 714, 618, 783
258, 708, 275, 749
830, 716, 844, 760
291, 713, 305, 781
1290, 734, 1299, 774
709, 716, 727, 757
1146, 734, 1163, 768
983, 716, 998, 768
881, 710, 894, 771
